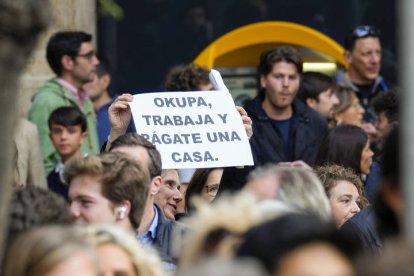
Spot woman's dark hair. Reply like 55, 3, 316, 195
314, 125, 368, 175
236, 213, 359, 274
185, 168, 221, 214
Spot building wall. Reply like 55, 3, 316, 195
18, 0, 96, 117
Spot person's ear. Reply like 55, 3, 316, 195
61, 55, 75, 71
306, 98, 317, 109
345, 50, 353, 65
100, 74, 111, 90
260, 75, 267, 89
150, 176, 162, 196
80, 131, 88, 144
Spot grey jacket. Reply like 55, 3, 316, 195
154, 204, 187, 271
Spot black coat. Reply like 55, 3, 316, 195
340, 207, 382, 254
219, 96, 328, 192
246, 95, 328, 166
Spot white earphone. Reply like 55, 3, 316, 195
118, 206, 127, 220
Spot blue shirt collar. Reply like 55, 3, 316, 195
137, 205, 158, 245
148, 205, 158, 239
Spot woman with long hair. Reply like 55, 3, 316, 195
314, 124, 374, 176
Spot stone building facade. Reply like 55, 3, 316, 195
18, 0, 96, 117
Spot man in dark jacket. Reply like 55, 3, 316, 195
220, 46, 328, 192
336, 25, 390, 123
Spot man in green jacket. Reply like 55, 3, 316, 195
29, 31, 100, 174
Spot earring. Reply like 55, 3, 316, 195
118, 206, 127, 220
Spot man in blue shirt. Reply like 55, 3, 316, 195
84, 60, 135, 148
108, 132, 181, 269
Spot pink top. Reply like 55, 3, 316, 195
57, 78, 87, 108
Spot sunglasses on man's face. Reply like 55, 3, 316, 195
352, 26, 381, 39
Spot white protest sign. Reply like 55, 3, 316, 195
129, 91, 254, 169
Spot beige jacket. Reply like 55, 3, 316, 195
14, 118, 47, 189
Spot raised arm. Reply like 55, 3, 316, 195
105, 93, 134, 151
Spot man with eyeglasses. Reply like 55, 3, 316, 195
336, 25, 390, 123
29, 31, 100, 174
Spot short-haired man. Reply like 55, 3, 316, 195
298, 71, 339, 120
108, 133, 180, 269
65, 152, 150, 234
83, 60, 136, 148
29, 31, 100, 174
220, 46, 328, 192
372, 89, 398, 146
155, 169, 183, 221
364, 89, 399, 203
336, 25, 390, 122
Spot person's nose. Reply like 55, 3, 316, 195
351, 202, 360, 214
282, 76, 289, 87
331, 94, 340, 106
60, 130, 68, 140
369, 148, 374, 157
70, 202, 80, 218
92, 55, 99, 66
372, 52, 381, 65
359, 104, 365, 114
173, 188, 183, 202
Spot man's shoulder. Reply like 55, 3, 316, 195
348, 207, 376, 228
292, 99, 327, 124
32, 79, 66, 102
155, 205, 187, 235
335, 70, 357, 90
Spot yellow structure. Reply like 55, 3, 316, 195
194, 21, 347, 73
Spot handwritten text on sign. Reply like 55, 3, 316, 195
130, 91, 254, 169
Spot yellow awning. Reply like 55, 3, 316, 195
194, 21, 347, 70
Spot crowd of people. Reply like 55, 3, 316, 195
3, 24, 407, 276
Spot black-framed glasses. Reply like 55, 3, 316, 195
352, 26, 381, 39
205, 184, 219, 197
76, 50, 97, 61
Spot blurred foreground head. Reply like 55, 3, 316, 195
3, 226, 97, 276
236, 213, 359, 276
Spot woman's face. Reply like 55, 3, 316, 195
276, 242, 354, 276
44, 251, 96, 276
360, 141, 374, 175
335, 96, 364, 126
201, 169, 223, 203
98, 244, 136, 276
328, 180, 361, 227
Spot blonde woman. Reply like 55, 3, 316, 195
333, 86, 377, 138
3, 226, 97, 276
86, 225, 163, 276
245, 165, 332, 221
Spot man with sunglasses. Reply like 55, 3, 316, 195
336, 25, 390, 123
29, 31, 100, 174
